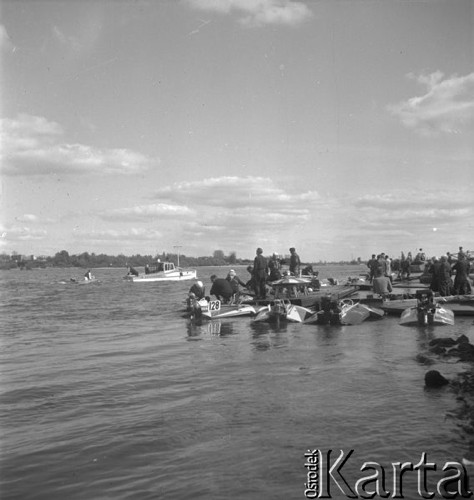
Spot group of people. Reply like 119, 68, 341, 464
245, 247, 302, 300
367, 246, 472, 298
366, 253, 394, 297
425, 251, 471, 296
187, 247, 304, 303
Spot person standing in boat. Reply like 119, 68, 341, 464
209, 275, 234, 303
289, 247, 301, 277
385, 254, 392, 283
367, 254, 377, 282
372, 269, 392, 298
252, 248, 268, 300
84, 269, 93, 281
268, 253, 282, 281
452, 253, 471, 295
376, 254, 387, 277
436, 256, 453, 297
428, 257, 441, 293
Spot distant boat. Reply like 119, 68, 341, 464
124, 260, 197, 282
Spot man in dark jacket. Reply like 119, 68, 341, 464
289, 247, 301, 276
252, 248, 268, 299
209, 275, 234, 303
452, 254, 471, 295
437, 256, 453, 297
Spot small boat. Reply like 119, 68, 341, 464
400, 291, 455, 326
339, 299, 385, 325
187, 297, 257, 320
400, 304, 454, 326
123, 260, 197, 282
254, 299, 316, 323
65, 276, 100, 285
380, 293, 474, 316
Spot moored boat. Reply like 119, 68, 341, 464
187, 297, 257, 320
381, 294, 474, 316
253, 299, 317, 323
339, 299, 385, 325
399, 290, 454, 326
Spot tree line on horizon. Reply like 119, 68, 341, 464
1, 249, 365, 270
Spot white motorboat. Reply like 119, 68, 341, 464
124, 261, 197, 282
253, 299, 316, 323
187, 297, 257, 320
399, 290, 455, 326
339, 299, 385, 325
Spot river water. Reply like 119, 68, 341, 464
1, 265, 473, 499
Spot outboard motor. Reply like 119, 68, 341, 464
415, 290, 435, 326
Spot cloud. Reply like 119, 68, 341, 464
100, 203, 195, 221
0, 24, 15, 52
155, 176, 320, 210
73, 228, 163, 242
15, 214, 38, 223
1, 225, 48, 242
351, 189, 473, 240
388, 71, 474, 134
0, 114, 156, 176
188, 0, 312, 27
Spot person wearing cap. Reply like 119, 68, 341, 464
252, 248, 268, 299
188, 280, 206, 300
209, 274, 234, 303
226, 269, 247, 297
289, 247, 301, 277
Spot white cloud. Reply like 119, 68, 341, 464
0, 24, 15, 52
388, 71, 474, 134
0, 114, 156, 176
100, 203, 195, 221
155, 176, 320, 210
188, 0, 312, 27
73, 228, 163, 242
15, 214, 38, 223
1, 225, 48, 242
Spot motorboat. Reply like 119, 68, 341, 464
400, 304, 454, 326
339, 299, 385, 325
399, 291, 455, 326
253, 299, 317, 323
380, 294, 474, 316
187, 297, 257, 320
246, 275, 356, 308
123, 260, 197, 282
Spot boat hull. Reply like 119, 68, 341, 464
124, 270, 197, 282
253, 301, 315, 323
188, 298, 256, 320
381, 295, 474, 316
400, 306, 454, 326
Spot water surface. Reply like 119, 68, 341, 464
1, 265, 472, 499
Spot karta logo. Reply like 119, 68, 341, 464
304, 449, 472, 499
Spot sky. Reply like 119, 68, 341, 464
1, 0, 473, 262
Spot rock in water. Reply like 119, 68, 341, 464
425, 370, 449, 388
